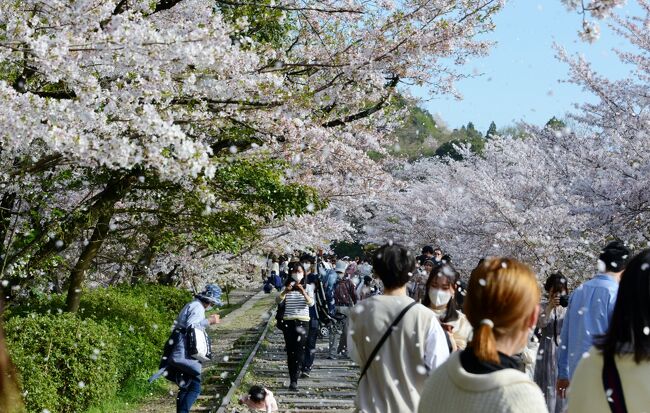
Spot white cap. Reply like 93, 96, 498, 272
335, 261, 348, 274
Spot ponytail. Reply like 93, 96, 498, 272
471, 319, 499, 363
464, 257, 540, 366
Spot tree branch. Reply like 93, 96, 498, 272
322, 76, 399, 127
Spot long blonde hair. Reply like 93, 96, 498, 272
464, 257, 540, 363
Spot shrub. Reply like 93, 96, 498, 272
4, 314, 120, 413
76, 285, 189, 381
4, 284, 192, 412
114, 283, 192, 315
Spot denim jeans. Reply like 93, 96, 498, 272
176, 375, 201, 413
329, 306, 350, 357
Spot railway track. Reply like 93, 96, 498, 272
190, 291, 277, 412
217, 317, 359, 412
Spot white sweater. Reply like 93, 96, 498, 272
568, 347, 650, 413
348, 295, 449, 413
418, 351, 548, 413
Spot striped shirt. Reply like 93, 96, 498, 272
281, 285, 315, 321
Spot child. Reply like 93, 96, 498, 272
238, 385, 278, 412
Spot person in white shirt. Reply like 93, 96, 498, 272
421, 263, 472, 351
348, 243, 449, 413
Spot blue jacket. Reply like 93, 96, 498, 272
320, 269, 338, 315
557, 274, 618, 380
150, 300, 208, 383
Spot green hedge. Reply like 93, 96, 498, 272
4, 284, 193, 413
5, 314, 120, 412
76, 285, 190, 381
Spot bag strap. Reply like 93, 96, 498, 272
358, 301, 417, 384
602, 352, 628, 413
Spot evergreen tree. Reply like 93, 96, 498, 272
486, 121, 497, 138
545, 116, 566, 130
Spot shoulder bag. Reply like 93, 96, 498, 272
602, 352, 628, 413
358, 301, 417, 384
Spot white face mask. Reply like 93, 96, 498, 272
337, 272, 344, 279
302, 263, 311, 272
291, 273, 304, 283
428, 288, 452, 307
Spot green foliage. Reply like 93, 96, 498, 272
213, 159, 324, 219
217, 0, 293, 47
392, 98, 450, 160
4, 284, 191, 413
390, 98, 492, 161
122, 283, 192, 315
486, 121, 497, 138
545, 116, 566, 130
434, 122, 487, 160
5, 314, 120, 413
171, 158, 325, 254
331, 241, 365, 259
84, 376, 170, 413
75, 285, 185, 381
395, 105, 439, 144
498, 124, 531, 140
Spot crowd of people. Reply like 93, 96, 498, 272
1, 239, 649, 413
270, 241, 650, 412
142, 239, 649, 412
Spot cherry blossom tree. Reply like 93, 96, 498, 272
364, 0, 650, 282
0, 0, 501, 309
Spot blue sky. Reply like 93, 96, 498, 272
409, 1, 642, 133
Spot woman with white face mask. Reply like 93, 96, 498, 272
277, 262, 314, 391
422, 264, 472, 351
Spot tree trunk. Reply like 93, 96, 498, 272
0, 192, 16, 260
224, 284, 231, 306
18, 172, 133, 271
63, 171, 134, 312
130, 225, 162, 285
65, 207, 114, 312
157, 265, 178, 286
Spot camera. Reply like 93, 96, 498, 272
559, 295, 569, 308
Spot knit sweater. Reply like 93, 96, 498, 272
418, 351, 548, 413
280, 285, 314, 321
568, 347, 650, 413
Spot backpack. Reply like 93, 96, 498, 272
334, 279, 354, 307
186, 326, 212, 362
